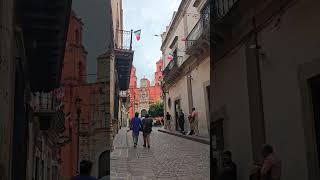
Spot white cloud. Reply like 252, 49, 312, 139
123, 0, 181, 82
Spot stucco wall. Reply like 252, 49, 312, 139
166, 77, 189, 130
212, 45, 252, 180
190, 57, 210, 137
258, 0, 320, 179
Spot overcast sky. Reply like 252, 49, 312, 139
123, 0, 182, 85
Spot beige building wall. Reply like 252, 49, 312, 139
258, 1, 320, 179
212, 1, 320, 179
111, 0, 123, 47
0, 0, 15, 179
190, 57, 210, 137
162, 0, 210, 136
212, 45, 253, 180
166, 78, 189, 130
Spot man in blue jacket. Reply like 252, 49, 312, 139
129, 112, 142, 147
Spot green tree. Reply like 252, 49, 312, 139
148, 101, 164, 117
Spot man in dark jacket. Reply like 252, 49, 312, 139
218, 150, 237, 180
178, 109, 185, 134
142, 114, 153, 148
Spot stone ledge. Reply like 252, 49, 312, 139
158, 129, 210, 145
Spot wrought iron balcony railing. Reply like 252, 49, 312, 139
214, 0, 239, 18
31, 92, 55, 112
30, 92, 65, 132
163, 56, 183, 76
114, 29, 133, 51
186, 5, 210, 49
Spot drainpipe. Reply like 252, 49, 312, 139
187, 74, 194, 114
246, 17, 266, 163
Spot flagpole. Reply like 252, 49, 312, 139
130, 29, 133, 50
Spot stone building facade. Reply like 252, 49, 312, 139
60, 11, 88, 178
0, 1, 71, 180
128, 60, 163, 119
161, 0, 210, 137
210, 0, 320, 179
0, 0, 16, 178
60, 8, 115, 179
60, 0, 133, 178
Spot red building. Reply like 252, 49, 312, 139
128, 59, 163, 118
60, 10, 88, 179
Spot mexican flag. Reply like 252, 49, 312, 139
134, 29, 141, 41
167, 52, 173, 61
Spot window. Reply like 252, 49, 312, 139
75, 30, 80, 44
173, 49, 178, 61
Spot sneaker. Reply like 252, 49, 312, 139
143, 144, 146, 147
134, 143, 137, 148
147, 145, 150, 148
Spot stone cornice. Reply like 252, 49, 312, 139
160, 0, 191, 51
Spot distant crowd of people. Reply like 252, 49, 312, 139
213, 144, 281, 180
165, 107, 199, 136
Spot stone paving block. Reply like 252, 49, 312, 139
111, 128, 209, 180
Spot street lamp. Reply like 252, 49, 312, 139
75, 96, 82, 174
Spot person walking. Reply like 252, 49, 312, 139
187, 114, 194, 135
217, 151, 237, 180
129, 112, 142, 148
165, 112, 172, 130
178, 109, 185, 134
142, 114, 153, 148
191, 107, 199, 136
71, 160, 97, 180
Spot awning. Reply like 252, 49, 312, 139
114, 49, 134, 91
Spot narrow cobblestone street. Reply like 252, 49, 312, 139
111, 127, 210, 180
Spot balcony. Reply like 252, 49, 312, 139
185, 4, 210, 56
214, 0, 239, 19
114, 29, 134, 91
163, 56, 183, 87
30, 92, 65, 132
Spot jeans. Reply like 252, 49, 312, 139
132, 132, 139, 145
179, 121, 184, 132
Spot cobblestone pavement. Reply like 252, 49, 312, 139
111, 127, 209, 180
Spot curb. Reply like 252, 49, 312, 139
158, 129, 210, 145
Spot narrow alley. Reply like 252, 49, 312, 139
111, 127, 209, 180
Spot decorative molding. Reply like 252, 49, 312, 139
161, 0, 192, 51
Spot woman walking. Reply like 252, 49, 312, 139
142, 114, 153, 148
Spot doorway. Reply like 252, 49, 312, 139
174, 99, 181, 131
98, 150, 110, 178
309, 75, 320, 167
206, 85, 210, 134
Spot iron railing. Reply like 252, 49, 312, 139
114, 29, 133, 50
186, 5, 210, 49
30, 92, 65, 132
31, 92, 55, 112
214, 0, 239, 18
163, 56, 183, 76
